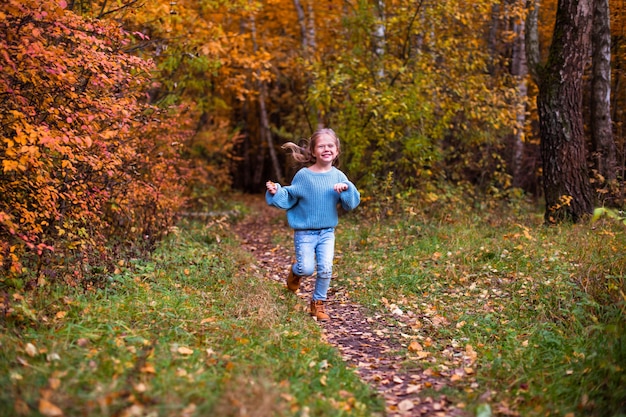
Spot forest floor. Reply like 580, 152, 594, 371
231, 194, 470, 417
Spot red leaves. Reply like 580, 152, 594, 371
0, 0, 194, 284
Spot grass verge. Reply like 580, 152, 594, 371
0, 214, 384, 417
335, 194, 625, 417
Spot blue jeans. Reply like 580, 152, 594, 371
292, 228, 335, 301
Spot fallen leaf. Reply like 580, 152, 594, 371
48, 377, 61, 390
406, 384, 421, 394
398, 399, 415, 411
122, 404, 144, 416
25, 343, 38, 357
177, 347, 194, 355
465, 344, 478, 363
414, 351, 430, 359
391, 307, 404, 316
431, 314, 448, 327
280, 393, 295, 402
16, 356, 29, 367
408, 341, 423, 352
133, 382, 147, 393
38, 399, 63, 417
141, 364, 156, 374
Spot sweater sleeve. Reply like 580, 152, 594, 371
265, 183, 299, 210
339, 180, 360, 211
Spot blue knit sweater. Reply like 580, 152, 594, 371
266, 167, 360, 230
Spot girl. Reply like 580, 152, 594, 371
266, 128, 360, 321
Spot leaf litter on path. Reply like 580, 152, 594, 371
231, 194, 470, 417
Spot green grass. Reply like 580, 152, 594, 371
2, 191, 625, 417
335, 194, 626, 417
0, 217, 384, 417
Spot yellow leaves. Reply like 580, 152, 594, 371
425, 192, 439, 203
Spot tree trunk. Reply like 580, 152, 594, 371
591, 0, 617, 184
293, 0, 308, 52
293, 0, 321, 130
373, 0, 386, 80
249, 14, 283, 185
510, 17, 528, 188
535, 0, 594, 223
306, 0, 317, 52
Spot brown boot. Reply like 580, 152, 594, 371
310, 300, 330, 321
286, 269, 302, 293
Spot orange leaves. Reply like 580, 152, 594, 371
38, 399, 63, 417
2, 159, 20, 173
0, 0, 194, 285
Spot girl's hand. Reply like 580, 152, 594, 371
333, 183, 348, 193
266, 180, 278, 195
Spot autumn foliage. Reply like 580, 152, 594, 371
0, 0, 195, 286
2, 0, 625, 287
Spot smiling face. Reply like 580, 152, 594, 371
312, 133, 339, 167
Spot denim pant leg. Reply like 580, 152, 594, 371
293, 231, 317, 277
313, 228, 335, 301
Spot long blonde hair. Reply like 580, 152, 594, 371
281, 128, 341, 167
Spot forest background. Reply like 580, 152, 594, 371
1, 1, 625, 416
2, 0, 626, 284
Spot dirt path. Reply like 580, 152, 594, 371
231, 194, 469, 417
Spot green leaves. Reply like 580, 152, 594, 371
592, 207, 626, 225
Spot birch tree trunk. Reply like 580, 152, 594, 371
293, 0, 308, 52
306, 0, 317, 53
373, 0, 386, 80
293, 0, 321, 130
526, 0, 594, 223
591, 0, 617, 184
